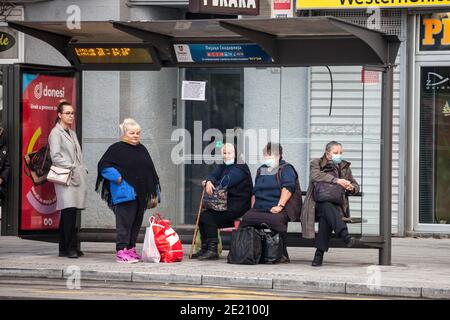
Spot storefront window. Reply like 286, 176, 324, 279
420, 66, 450, 224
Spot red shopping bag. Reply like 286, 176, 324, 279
151, 213, 183, 263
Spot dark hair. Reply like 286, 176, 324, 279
263, 142, 283, 160
55, 100, 72, 124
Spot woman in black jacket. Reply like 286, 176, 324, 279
96, 118, 160, 263
194, 143, 253, 260
0, 127, 10, 203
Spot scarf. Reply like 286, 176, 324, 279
95, 141, 160, 209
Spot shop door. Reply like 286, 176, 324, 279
184, 68, 243, 224
419, 66, 450, 226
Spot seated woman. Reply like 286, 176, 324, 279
240, 142, 297, 263
302, 141, 360, 267
194, 142, 253, 261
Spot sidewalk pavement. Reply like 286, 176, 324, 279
0, 236, 449, 299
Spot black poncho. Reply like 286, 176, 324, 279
95, 141, 160, 209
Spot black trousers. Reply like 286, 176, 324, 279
315, 202, 349, 252
199, 209, 245, 242
59, 207, 78, 254
113, 200, 146, 252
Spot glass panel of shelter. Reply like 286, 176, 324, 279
179, 65, 384, 238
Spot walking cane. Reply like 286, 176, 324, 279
189, 186, 206, 259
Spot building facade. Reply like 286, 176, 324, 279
0, 0, 449, 237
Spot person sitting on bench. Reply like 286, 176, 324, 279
240, 142, 298, 263
302, 141, 360, 267
194, 143, 253, 260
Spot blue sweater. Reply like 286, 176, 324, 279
101, 167, 136, 205
253, 161, 296, 210
207, 164, 248, 188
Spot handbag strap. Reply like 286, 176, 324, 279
275, 163, 297, 191
217, 174, 230, 189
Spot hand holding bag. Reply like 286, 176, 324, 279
202, 175, 230, 212
313, 181, 345, 205
146, 183, 161, 209
313, 162, 345, 205
47, 165, 73, 186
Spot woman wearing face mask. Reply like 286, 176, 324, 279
96, 118, 160, 263
301, 141, 360, 267
240, 142, 298, 263
194, 143, 253, 260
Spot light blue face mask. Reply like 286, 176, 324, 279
264, 158, 277, 168
332, 154, 343, 165
224, 159, 235, 166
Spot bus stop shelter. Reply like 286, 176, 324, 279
5, 17, 401, 265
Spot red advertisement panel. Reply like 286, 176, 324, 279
21, 73, 77, 231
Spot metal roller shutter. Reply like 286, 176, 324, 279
308, 9, 402, 235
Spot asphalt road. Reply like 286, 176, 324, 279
0, 277, 411, 300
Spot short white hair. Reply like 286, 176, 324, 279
221, 143, 235, 154
119, 118, 141, 137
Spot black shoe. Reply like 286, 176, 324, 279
68, 251, 78, 259
312, 251, 323, 267
77, 250, 84, 257
191, 242, 208, 259
198, 240, 219, 261
58, 251, 68, 257
344, 237, 356, 248
278, 255, 290, 264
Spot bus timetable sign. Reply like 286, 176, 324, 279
189, 0, 259, 16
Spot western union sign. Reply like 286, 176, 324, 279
296, 0, 450, 10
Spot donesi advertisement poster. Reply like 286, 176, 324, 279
21, 73, 77, 231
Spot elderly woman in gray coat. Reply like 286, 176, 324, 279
48, 101, 87, 259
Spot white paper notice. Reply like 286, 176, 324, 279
181, 81, 206, 101
174, 44, 194, 63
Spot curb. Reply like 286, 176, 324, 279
1, 267, 449, 299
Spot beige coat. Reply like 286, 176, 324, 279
48, 123, 87, 210
300, 155, 360, 239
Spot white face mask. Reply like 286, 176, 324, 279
264, 158, 278, 168
224, 159, 235, 166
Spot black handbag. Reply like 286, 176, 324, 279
313, 162, 345, 205
259, 224, 284, 264
227, 226, 262, 265
203, 175, 230, 212
313, 181, 345, 205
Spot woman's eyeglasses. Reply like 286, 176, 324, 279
62, 112, 76, 116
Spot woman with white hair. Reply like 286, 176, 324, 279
96, 118, 160, 263
193, 142, 253, 260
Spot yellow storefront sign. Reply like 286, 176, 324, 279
296, 0, 450, 10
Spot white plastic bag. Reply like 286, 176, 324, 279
142, 217, 160, 263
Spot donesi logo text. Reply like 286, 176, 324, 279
34, 82, 66, 100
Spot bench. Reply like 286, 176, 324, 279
218, 191, 378, 250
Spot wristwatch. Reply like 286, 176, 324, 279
277, 203, 285, 208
